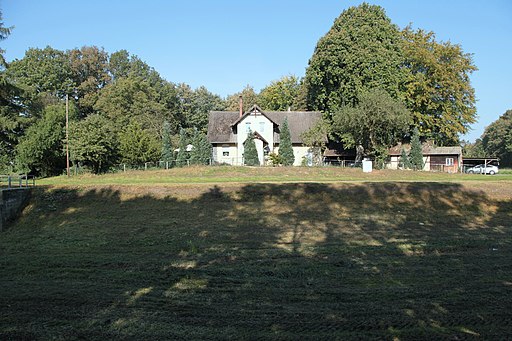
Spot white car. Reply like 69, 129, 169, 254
466, 164, 499, 175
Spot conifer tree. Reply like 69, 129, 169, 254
399, 148, 411, 169
409, 127, 424, 170
176, 128, 188, 167
161, 121, 173, 164
279, 117, 295, 166
189, 129, 211, 165
243, 131, 259, 166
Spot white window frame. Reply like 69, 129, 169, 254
222, 147, 230, 157
446, 158, 454, 166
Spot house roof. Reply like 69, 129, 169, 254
230, 105, 279, 127
389, 143, 462, 156
207, 106, 322, 144
207, 111, 239, 143
266, 111, 322, 144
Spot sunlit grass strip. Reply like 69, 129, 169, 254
37, 166, 512, 186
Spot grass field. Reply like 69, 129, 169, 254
1, 168, 511, 339
36, 166, 512, 186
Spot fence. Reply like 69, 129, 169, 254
67, 157, 367, 174
323, 159, 361, 167
116, 159, 214, 172
0, 174, 36, 189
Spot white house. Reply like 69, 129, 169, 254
207, 104, 322, 166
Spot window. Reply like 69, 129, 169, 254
245, 122, 251, 133
259, 122, 265, 133
264, 145, 270, 156
446, 158, 454, 166
222, 147, 230, 157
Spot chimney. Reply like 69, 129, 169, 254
239, 95, 243, 118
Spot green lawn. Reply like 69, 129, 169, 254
37, 166, 512, 186
1, 174, 511, 339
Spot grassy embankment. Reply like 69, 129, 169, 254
37, 165, 512, 186
1, 167, 511, 339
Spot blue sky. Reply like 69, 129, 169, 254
2, 0, 511, 142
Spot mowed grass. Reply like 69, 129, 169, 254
1, 179, 512, 339
37, 166, 512, 186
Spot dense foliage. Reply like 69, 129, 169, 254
401, 27, 477, 145
161, 121, 173, 163
278, 118, 295, 166
409, 127, 424, 170
189, 129, 212, 165
118, 120, 160, 166
332, 89, 411, 158
304, 3, 407, 114
259, 75, 302, 111
15, 104, 67, 176
243, 131, 259, 166
303, 3, 477, 149
175, 128, 188, 167
481, 110, 512, 166
69, 114, 119, 173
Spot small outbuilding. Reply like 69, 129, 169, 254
388, 143, 463, 173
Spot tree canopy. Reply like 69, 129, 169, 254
69, 114, 119, 174
15, 104, 68, 176
304, 3, 407, 114
259, 75, 302, 111
481, 109, 512, 167
118, 120, 160, 165
401, 27, 477, 145
332, 88, 411, 158
303, 3, 477, 147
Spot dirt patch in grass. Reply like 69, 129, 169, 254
1, 182, 511, 339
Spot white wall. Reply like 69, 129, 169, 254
274, 145, 310, 166
212, 145, 239, 165
236, 112, 274, 166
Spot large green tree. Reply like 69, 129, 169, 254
0, 11, 25, 171
401, 27, 477, 145
68, 46, 111, 115
118, 120, 160, 166
176, 83, 225, 132
15, 104, 68, 176
259, 75, 301, 111
332, 88, 411, 159
462, 139, 485, 158
481, 110, 512, 167
304, 3, 407, 114
93, 76, 171, 136
225, 85, 260, 112
7, 46, 74, 99
69, 114, 119, 174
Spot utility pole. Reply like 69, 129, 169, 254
66, 94, 70, 177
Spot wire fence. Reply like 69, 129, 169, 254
116, 159, 213, 172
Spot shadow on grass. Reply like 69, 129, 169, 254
1, 182, 511, 340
